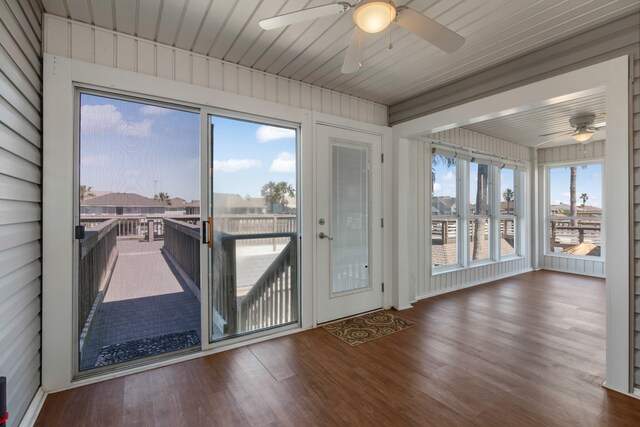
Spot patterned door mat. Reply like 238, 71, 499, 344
322, 311, 415, 346
95, 330, 200, 367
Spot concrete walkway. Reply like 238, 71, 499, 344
80, 240, 200, 371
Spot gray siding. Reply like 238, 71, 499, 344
0, 0, 42, 425
633, 56, 640, 389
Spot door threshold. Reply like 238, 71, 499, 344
318, 307, 384, 326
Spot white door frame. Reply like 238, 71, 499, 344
392, 55, 630, 394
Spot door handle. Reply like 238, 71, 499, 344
202, 216, 213, 248
318, 232, 333, 240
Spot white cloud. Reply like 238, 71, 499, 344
256, 126, 295, 143
140, 105, 172, 116
443, 171, 455, 181
213, 159, 261, 172
81, 104, 152, 137
561, 192, 570, 197
433, 182, 442, 192
269, 151, 296, 173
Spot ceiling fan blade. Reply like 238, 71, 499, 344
259, 3, 350, 30
538, 130, 572, 137
342, 28, 369, 74
395, 7, 465, 53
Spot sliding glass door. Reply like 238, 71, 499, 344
75, 92, 202, 372
208, 114, 299, 341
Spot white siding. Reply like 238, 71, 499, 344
42, 15, 388, 127
0, 0, 43, 426
537, 140, 605, 278
419, 128, 531, 298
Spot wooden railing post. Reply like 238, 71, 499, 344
223, 238, 237, 335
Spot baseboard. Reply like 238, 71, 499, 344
18, 387, 47, 427
538, 266, 605, 278
416, 268, 533, 300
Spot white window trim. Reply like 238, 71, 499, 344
429, 146, 526, 275
543, 160, 605, 261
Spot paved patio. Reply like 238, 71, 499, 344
80, 240, 200, 370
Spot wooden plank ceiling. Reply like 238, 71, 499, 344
463, 92, 606, 148
41, 0, 640, 106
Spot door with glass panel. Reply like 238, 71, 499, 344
316, 124, 383, 323
208, 114, 299, 341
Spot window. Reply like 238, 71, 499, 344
430, 146, 525, 273
431, 154, 458, 268
500, 168, 516, 257
546, 162, 602, 257
469, 160, 491, 262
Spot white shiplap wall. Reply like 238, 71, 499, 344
427, 128, 532, 162
42, 15, 388, 126
419, 128, 531, 298
0, 0, 43, 426
537, 140, 605, 277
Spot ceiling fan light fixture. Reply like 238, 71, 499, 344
353, 1, 396, 33
572, 127, 594, 143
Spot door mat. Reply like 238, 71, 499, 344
94, 330, 200, 367
322, 311, 415, 346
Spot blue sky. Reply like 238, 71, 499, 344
549, 164, 601, 207
212, 116, 296, 197
80, 94, 296, 201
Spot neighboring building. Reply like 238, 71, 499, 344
81, 193, 166, 215
213, 193, 267, 215
432, 196, 457, 215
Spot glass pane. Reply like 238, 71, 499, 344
332, 144, 370, 294
211, 116, 298, 341
549, 219, 601, 256
432, 154, 457, 216
501, 168, 515, 215
78, 94, 200, 371
432, 219, 458, 267
469, 218, 490, 262
470, 161, 490, 215
500, 218, 516, 257
548, 164, 602, 217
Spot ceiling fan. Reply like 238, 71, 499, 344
538, 113, 606, 145
258, 0, 465, 73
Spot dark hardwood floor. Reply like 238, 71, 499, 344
36, 271, 640, 426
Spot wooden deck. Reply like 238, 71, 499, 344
36, 271, 640, 426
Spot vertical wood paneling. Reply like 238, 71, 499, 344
0, 1, 42, 426
43, 15, 388, 126
428, 128, 531, 161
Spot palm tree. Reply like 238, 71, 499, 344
261, 181, 295, 213
580, 193, 588, 208
79, 185, 95, 201
569, 166, 577, 226
503, 188, 514, 214
472, 164, 489, 260
154, 191, 171, 205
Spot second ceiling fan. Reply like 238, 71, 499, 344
259, 0, 465, 73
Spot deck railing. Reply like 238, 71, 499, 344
78, 218, 118, 337
213, 215, 296, 248
212, 232, 297, 336
163, 218, 201, 289
81, 215, 200, 239
431, 219, 516, 244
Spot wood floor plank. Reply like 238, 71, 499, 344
35, 271, 640, 426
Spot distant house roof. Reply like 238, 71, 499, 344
81, 192, 165, 207
168, 197, 187, 207
213, 193, 266, 209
